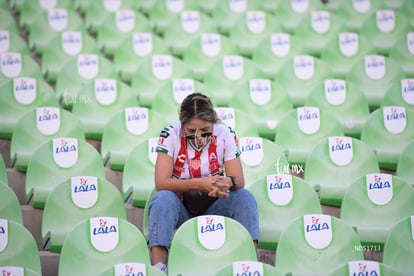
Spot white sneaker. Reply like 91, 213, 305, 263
153, 262, 168, 273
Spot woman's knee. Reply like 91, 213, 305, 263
149, 190, 180, 213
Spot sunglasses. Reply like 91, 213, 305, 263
185, 132, 213, 140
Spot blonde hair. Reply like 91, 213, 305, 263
179, 93, 219, 124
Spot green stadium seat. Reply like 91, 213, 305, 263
360, 107, 414, 170
215, 260, 284, 276
275, 55, 334, 107
100, 262, 166, 276
305, 79, 371, 138
141, 187, 156, 240
72, 0, 93, 15
135, 0, 157, 16
0, 182, 23, 225
275, 107, 344, 166
0, 77, 59, 139
192, 0, 219, 16
41, 29, 100, 83
130, 54, 193, 107
228, 11, 282, 58
238, 136, 288, 189
335, 0, 382, 32
42, 176, 128, 253
25, 138, 106, 209
100, 107, 168, 171
168, 215, 257, 276
114, 32, 171, 84
0, 29, 30, 56
304, 136, 380, 206
396, 140, 414, 185
260, 0, 283, 14
382, 215, 414, 276
229, 79, 294, 140
0, 266, 41, 276
0, 219, 42, 274
71, 78, 139, 140
340, 174, 414, 249
381, 78, 414, 112
401, 0, 414, 28
10, 107, 85, 172
0, 53, 43, 84
322, 0, 343, 12
0, 10, 18, 33
8, 0, 24, 13
275, 214, 364, 275
248, 174, 322, 250
389, 32, 414, 77
58, 217, 151, 276
332, 261, 400, 276
204, 55, 265, 106
0, 154, 8, 184
382, 0, 406, 10
346, 55, 405, 110
215, 107, 259, 138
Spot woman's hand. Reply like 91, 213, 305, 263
205, 176, 232, 198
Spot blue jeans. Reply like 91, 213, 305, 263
148, 189, 259, 249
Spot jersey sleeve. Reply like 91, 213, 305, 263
223, 125, 241, 161
156, 124, 177, 157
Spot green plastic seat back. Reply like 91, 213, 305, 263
10, 107, 85, 172
275, 107, 344, 166
305, 79, 370, 138
135, 0, 158, 16
0, 9, 18, 33
0, 154, 8, 184
0, 29, 31, 56
122, 137, 158, 207
382, 215, 414, 276
252, 32, 308, 79
332, 260, 400, 276
389, 32, 414, 77
100, 107, 168, 171
0, 182, 23, 225
248, 174, 322, 250
346, 55, 405, 109
238, 137, 288, 189
58, 217, 151, 276
381, 78, 414, 112
215, 260, 284, 276
42, 176, 127, 253
304, 137, 380, 206
100, 262, 166, 276
275, 214, 364, 275
141, 187, 157, 240
275, 55, 334, 107
0, 53, 43, 84
228, 11, 282, 58
0, 219, 42, 274
0, 266, 41, 276
335, 0, 382, 32
71, 78, 139, 140
0, 78, 59, 139
340, 174, 414, 247
55, 53, 118, 109
130, 54, 193, 107
230, 79, 294, 140
204, 55, 265, 106
41, 28, 100, 83
168, 215, 257, 276
360, 107, 414, 170
113, 32, 171, 84
401, 0, 414, 28
320, 32, 377, 79
215, 107, 259, 138
396, 140, 414, 185
25, 138, 106, 208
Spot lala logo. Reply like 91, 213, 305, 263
249, 79, 271, 105
1, 267, 26, 276
152, 55, 173, 80
271, 33, 291, 57
348, 261, 380, 276
166, 0, 184, 13
90, 217, 119, 252
53, 138, 78, 168
364, 55, 385, 80
1, 52, 21, 78
233, 261, 264, 276
311, 11, 330, 34
197, 215, 225, 250
173, 78, 194, 103
407, 32, 414, 55
297, 107, 320, 134
401, 79, 414, 105
95, 78, 117, 106
181, 11, 200, 33
229, 0, 247, 14
13, 77, 36, 105
114, 263, 147, 276
0, 30, 10, 53
267, 174, 293, 206
71, 176, 98, 209
77, 54, 99, 80
125, 107, 149, 135
61, 31, 82, 56
48, 8, 68, 32
246, 11, 266, 34
148, 137, 159, 165
383, 106, 406, 134
133, 33, 152, 56
291, 0, 309, 13
339, 32, 359, 57
353, 0, 371, 13
103, 0, 121, 12
366, 173, 393, 205
293, 55, 314, 80
303, 214, 332, 249
324, 79, 346, 106
223, 56, 244, 80
376, 10, 395, 33
0, 219, 7, 253
201, 33, 221, 57
239, 137, 264, 167
116, 10, 135, 33
36, 107, 60, 135
39, 0, 57, 10
216, 107, 235, 129
328, 136, 353, 166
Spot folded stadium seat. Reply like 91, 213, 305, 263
41, 29, 100, 83
215, 107, 260, 138
340, 173, 414, 249
252, 33, 308, 80
274, 55, 334, 107
10, 107, 85, 172
389, 32, 414, 77
71, 78, 139, 140
25, 137, 106, 209
0, 52, 43, 84
274, 107, 344, 166
162, 10, 218, 58
100, 107, 168, 171
335, 0, 382, 33
0, 267, 40, 276
382, 215, 414, 276
215, 260, 284, 276
0, 77, 59, 139
248, 174, 322, 250
228, 11, 282, 58
381, 78, 414, 112
182, 32, 239, 82
168, 215, 257, 276
0, 219, 42, 275
294, 10, 347, 57
346, 55, 405, 110
0, 182, 23, 225
304, 136, 380, 207
305, 79, 371, 138
0, 29, 31, 56
27, 8, 84, 57
100, 262, 166, 276
360, 107, 414, 170
273, 0, 324, 34
130, 54, 193, 107
55, 53, 118, 110
320, 32, 377, 79
275, 214, 364, 276
238, 136, 288, 189
122, 137, 159, 208
332, 260, 400, 276
401, 0, 414, 28
58, 217, 151, 276
359, 9, 411, 56
204, 55, 266, 106
396, 140, 414, 185
229, 79, 294, 140
113, 32, 171, 84
42, 176, 128, 253
0, 155, 7, 184
151, 78, 208, 123
0, 9, 19, 33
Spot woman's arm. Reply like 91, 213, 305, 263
223, 157, 245, 189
